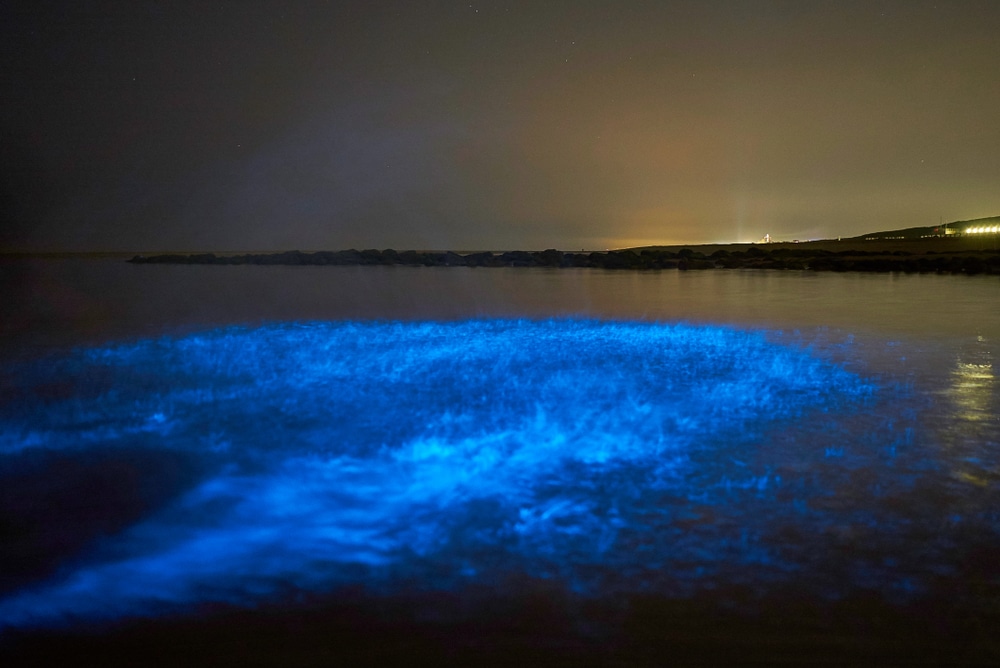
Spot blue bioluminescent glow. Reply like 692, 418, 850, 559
0, 319, 992, 630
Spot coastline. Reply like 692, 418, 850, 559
123, 237, 1000, 275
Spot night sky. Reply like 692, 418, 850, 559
3, 1, 999, 252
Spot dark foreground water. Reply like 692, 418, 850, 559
1, 259, 998, 664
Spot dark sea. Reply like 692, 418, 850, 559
2, 258, 998, 664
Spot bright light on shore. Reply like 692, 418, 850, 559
965, 225, 1000, 234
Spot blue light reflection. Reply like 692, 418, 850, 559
0, 319, 961, 629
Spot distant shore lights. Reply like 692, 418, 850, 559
965, 224, 1000, 235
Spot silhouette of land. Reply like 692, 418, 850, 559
116, 214, 998, 275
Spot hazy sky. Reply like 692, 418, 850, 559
3, 1, 999, 251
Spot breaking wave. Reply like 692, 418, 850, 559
0, 320, 897, 628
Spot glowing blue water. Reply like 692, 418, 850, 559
0, 319, 994, 630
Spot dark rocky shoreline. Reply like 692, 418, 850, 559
128, 245, 1000, 275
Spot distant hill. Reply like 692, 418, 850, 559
851, 215, 1000, 241
113, 213, 1000, 276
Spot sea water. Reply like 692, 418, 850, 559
0, 259, 997, 629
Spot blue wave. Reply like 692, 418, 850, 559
0, 320, 891, 628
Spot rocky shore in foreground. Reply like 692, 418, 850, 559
129, 244, 1000, 275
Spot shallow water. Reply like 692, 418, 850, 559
0, 260, 998, 651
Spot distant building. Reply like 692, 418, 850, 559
965, 224, 1000, 235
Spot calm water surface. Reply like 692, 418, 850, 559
3, 258, 997, 347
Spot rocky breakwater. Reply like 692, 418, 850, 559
128, 246, 1000, 274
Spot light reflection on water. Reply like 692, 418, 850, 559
940, 336, 998, 488
0, 260, 998, 634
